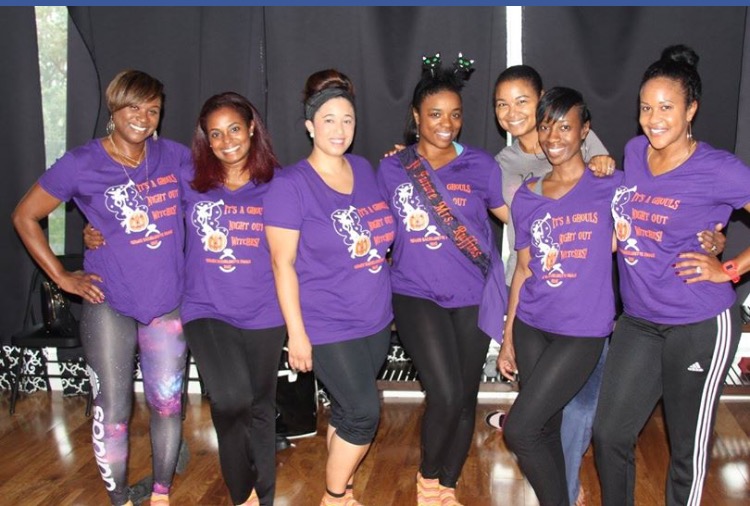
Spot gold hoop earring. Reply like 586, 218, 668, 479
687, 123, 693, 140
106, 116, 114, 135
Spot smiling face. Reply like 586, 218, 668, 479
414, 90, 462, 150
639, 76, 697, 152
305, 96, 355, 158
537, 106, 590, 168
494, 78, 540, 141
206, 106, 254, 172
111, 97, 162, 147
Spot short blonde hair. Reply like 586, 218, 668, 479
105, 69, 164, 112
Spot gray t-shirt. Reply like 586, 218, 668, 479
495, 129, 608, 285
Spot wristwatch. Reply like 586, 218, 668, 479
722, 260, 741, 283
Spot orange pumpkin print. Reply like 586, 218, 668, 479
615, 217, 631, 242
354, 236, 371, 257
128, 210, 149, 233
207, 231, 228, 253
543, 248, 558, 272
408, 210, 429, 232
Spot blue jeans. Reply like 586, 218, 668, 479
561, 339, 609, 504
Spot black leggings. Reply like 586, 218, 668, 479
503, 318, 605, 506
392, 294, 491, 488
80, 302, 187, 506
184, 319, 286, 506
312, 326, 391, 446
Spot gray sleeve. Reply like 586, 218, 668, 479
583, 129, 609, 160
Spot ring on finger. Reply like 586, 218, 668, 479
711, 245, 718, 253
696, 266, 702, 275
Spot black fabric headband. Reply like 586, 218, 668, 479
304, 88, 355, 120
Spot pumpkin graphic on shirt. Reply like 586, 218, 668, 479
128, 209, 149, 233
615, 216, 631, 242
354, 235, 372, 258
612, 185, 638, 243
543, 247, 559, 272
331, 206, 375, 260
531, 212, 565, 287
104, 181, 151, 235
191, 200, 235, 271
393, 183, 431, 232
407, 209, 429, 232
207, 230, 228, 253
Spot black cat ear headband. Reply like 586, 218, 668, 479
421, 52, 475, 80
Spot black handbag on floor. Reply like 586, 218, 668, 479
276, 346, 318, 439
40, 281, 77, 337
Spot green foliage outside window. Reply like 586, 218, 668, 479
36, 6, 67, 255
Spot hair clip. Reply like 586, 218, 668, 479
453, 52, 475, 78
422, 53, 441, 77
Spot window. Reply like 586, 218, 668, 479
35, 6, 68, 255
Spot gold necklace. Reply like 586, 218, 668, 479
109, 134, 145, 167
647, 139, 696, 172
109, 136, 149, 197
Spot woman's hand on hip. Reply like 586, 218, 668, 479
58, 270, 105, 304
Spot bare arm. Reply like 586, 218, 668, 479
675, 203, 750, 284
490, 204, 509, 225
266, 225, 313, 372
12, 183, 104, 303
497, 246, 532, 381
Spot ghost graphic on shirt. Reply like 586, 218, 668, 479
531, 212, 564, 287
192, 200, 236, 272
611, 185, 641, 266
331, 205, 378, 264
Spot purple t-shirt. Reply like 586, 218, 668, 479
615, 135, 750, 324
180, 172, 284, 329
39, 138, 189, 324
263, 154, 395, 345
376, 144, 505, 307
513, 170, 622, 337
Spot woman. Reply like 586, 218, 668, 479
264, 69, 395, 506
181, 92, 285, 506
376, 55, 508, 506
494, 65, 613, 506
494, 65, 725, 506
494, 65, 615, 286
592, 45, 750, 506
13, 70, 189, 506
498, 87, 615, 506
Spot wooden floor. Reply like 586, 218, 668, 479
1, 391, 749, 506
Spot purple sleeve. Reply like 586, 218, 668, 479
375, 160, 391, 202
262, 173, 303, 230
713, 152, 750, 210
511, 186, 532, 250
486, 158, 505, 209
38, 151, 80, 201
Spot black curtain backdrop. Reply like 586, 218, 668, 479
728, 9, 750, 307
5, 6, 750, 344
1, 8, 46, 344
262, 7, 507, 165
523, 6, 746, 167
66, 6, 507, 166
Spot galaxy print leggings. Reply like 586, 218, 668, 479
80, 301, 187, 506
